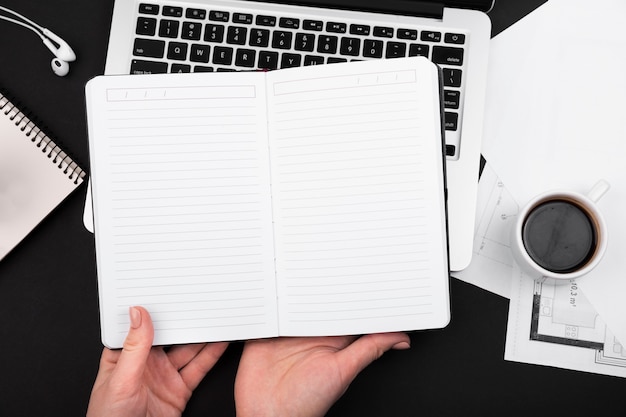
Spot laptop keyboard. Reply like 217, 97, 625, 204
130, 1, 467, 158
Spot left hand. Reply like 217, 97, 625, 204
87, 306, 229, 417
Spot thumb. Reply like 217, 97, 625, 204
336, 332, 410, 383
113, 306, 154, 386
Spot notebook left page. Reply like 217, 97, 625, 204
86, 73, 278, 348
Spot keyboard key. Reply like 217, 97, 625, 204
408, 44, 429, 57
136, 17, 157, 36
235, 49, 257, 67
190, 44, 211, 63
445, 145, 456, 157
233, 13, 253, 24
256, 15, 276, 26
326, 22, 347, 33
443, 90, 460, 109
386, 42, 407, 58
350, 24, 370, 36
213, 46, 233, 65
272, 31, 292, 49
131, 59, 167, 74
327, 57, 347, 64
303, 20, 323, 31
317, 35, 338, 54
304, 55, 324, 65
186, 8, 206, 19
139, 3, 159, 15
373, 26, 393, 38
162, 6, 183, 17
193, 66, 214, 72
209, 11, 229, 22
250, 29, 270, 47
445, 33, 465, 44
421, 31, 441, 42
444, 112, 459, 131
167, 42, 188, 60
279, 17, 299, 29
340, 37, 360, 56
133, 38, 165, 58
258, 51, 279, 69
171, 63, 191, 73
204, 24, 225, 42
226, 26, 247, 45
443, 68, 462, 87
363, 39, 383, 58
397, 29, 418, 40
432, 46, 464, 66
159, 20, 179, 38
182, 22, 202, 40
294, 33, 315, 52
281, 53, 301, 68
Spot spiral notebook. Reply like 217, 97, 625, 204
0, 91, 86, 261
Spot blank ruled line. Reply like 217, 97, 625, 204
275, 136, 419, 151
273, 125, 421, 142
115, 304, 265, 316
278, 188, 422, 203
108, 113, 257, 121
286, 285, 430, 298
276, 161, 420, 176
115, 252, 263, 263
116, 271, 265, 281
111, 201, 260, 211
107, 104, 257, 112
113, 226, 262, 238
111, 192, 261, 202
113, 235, 262, 247
116, 244, 262, 255
107, 131, 258, 139
287, 294, 432, 305
278, 179, 422, 194
112, 175, 258, 184
280, 207, 424, 220
274, 116, 419, 133
155, 313, 266, 323
107, 121, 257, 130
272, 86, 415, 104
287, 312, 432, 323
113, 209, 260, 220
286, 277, 421, 288
281, 215, 426, 229
275, 108, 417, 124
284, 267, 419, 280
279, 198, 424, 212
117, 280, 263, 290
288, 303, 429, 314
117, 287, 265, 298
275, 144, 422, 160
110, 157, 259, 166
275, 152, 421, 168
283, 250, 427, 263
111, 183, 261, 193
111, 166, 259, 175
284, 259, 426, 271
116, 296, 265, 309
273, 95, 417, 115
115, 261, 263, 273
109, 140, 257, 148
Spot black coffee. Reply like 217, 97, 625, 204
522, 199, 597, 273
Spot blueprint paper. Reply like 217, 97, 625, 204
481, 0, 626, 347
505, 264, 626, 378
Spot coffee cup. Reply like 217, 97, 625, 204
511, 180, 610, 281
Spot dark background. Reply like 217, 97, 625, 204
2, 1, 625, 416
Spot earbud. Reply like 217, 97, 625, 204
0, 6, 77, 77
51, 57, 70, 77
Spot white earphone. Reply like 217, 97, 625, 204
0, 6, 76, 76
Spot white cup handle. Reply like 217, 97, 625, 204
586, 180, 610, 203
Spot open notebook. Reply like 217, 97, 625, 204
86, 57, 450, 348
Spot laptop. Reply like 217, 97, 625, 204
84, 0, 493, 271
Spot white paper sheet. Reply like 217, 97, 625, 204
481, 0, 626, 346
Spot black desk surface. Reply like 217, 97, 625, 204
2, 1, 625, 416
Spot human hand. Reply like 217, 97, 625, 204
234, 333, 410, 417
86, 306, 229, 417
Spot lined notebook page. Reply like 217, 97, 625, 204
266, 58, 450, 336
86, 73, 278, 348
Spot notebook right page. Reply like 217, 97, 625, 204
266, 58, 450, 336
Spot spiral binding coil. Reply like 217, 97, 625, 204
0, 92, 86, 185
